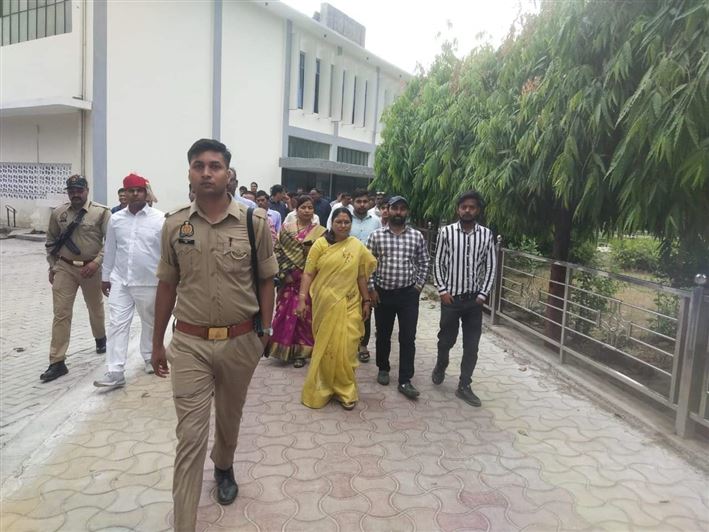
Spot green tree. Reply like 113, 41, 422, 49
374, 0, 709, 338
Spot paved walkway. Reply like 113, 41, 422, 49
1, 238, 708, 531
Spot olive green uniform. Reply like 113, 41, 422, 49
46, 200, 110, 364
157, 200, 277, 532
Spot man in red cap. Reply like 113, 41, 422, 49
94, 173, 164, 388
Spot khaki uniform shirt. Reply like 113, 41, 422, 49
157, 199, 278, 326
46, 200, 111, 270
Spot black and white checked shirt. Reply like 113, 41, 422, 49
433, 222, 497, 297
367, 225, 430, 290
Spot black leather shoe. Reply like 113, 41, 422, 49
432, 365, 445, 385
377, 370, 390, 385
456, 385, 482, 407
397, 382, 420, 399
40, 361, 68, 382
214, 466, 238, 505
95, 337, 107, 354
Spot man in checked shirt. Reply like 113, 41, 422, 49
432, 191, 497, 407
367, 196, 430, 399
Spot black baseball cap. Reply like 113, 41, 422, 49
388, 195, 408, 207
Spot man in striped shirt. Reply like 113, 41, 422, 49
367, 196, 430, 400
432, 190, 496, 407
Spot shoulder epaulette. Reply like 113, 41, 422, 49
165, 205, 191, 218
91, 202, 111, 210
252, 207, 267, 220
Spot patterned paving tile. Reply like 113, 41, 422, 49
1, 262, 707, 531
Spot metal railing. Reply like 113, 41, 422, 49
5, 205, 16, 228
419, 226, 709, 438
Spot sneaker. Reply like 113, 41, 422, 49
358, 347, 370, 363
432, 365, 445, 385
397, 382, 420, 399
93, 371, 126, 388
456, 385, 481, 407
144, 361, 155, 374
377, 370, 390, 385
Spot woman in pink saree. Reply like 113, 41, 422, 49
266, 196, 325, 366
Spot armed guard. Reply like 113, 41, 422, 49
42, 175, 110, 382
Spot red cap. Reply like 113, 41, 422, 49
123, 173, 149, 189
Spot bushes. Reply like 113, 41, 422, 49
609, 237, 659, 273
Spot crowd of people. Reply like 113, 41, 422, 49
40, 138, 496, 532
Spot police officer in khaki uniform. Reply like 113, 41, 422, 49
41, 175, 110, 383
152, 139, 277, 532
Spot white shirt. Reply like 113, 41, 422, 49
283, 211, 320, 226
234, 194, 257, 209
326, 202, 354, 229
102, 204, 165, 286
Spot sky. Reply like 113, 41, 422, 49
282, 0, 539, 74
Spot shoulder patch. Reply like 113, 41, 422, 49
165, 205, 191, 218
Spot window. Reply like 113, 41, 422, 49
297, 51, 305, 109
337, 147, 369, 166
329, 64, 335, 117
314, 58, 320, 114
1, 0, 72, 46
352, 76, 357, 124
363, 81, 368, 127
341, 70, 346, 118
288, 137, 330, 160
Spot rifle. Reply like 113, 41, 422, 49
46, 209, 86, 257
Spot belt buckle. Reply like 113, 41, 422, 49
72, 260, 84, 267
207, 327, 229, 340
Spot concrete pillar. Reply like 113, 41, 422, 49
365, 75, 377, 130
289, 31, 301, 110
342, 61, 355, 125
354, 72, 366, 128
330, 56, 343, 122
318, 48, 332, 118
303, 40, 316, 114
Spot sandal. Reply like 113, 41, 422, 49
293, 358, 306, 368
358, 350, 370, 363
341, 401, 356, 411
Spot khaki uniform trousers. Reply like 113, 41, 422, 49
168, 329, 262, 532
49, 260, 106, 364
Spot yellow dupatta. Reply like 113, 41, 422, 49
301, 236, 377, 408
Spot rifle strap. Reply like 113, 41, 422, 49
49, 208, 87, 255
246, 207, 266, 339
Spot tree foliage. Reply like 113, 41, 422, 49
374, 0, 709, 281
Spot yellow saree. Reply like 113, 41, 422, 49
301, 236, 377, 409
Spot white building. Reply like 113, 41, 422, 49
0, 1, 409, 228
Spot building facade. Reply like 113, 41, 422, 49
0, 1, 408, 228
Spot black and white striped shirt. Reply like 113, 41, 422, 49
433, 222, 497, 297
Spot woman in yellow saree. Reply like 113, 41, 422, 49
296, 208, 377, 410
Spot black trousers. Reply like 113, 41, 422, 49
361, 315, 371, 348
436, 296, 483, 387
374, 285, 420, 385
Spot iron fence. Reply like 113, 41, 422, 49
419, 226, 709, 438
